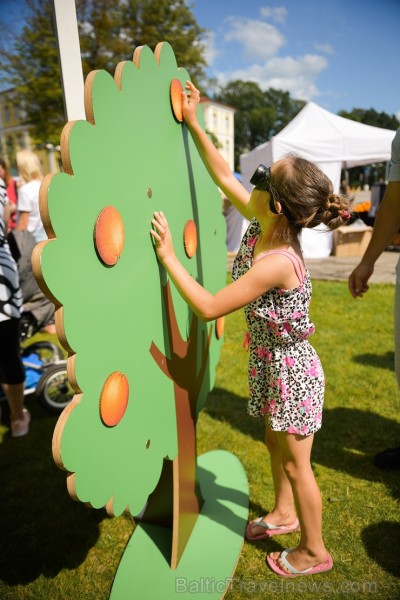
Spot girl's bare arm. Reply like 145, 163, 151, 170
182, 81, 251, 220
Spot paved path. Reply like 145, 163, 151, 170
305, 251, 398, 284
227, 251, 398, 284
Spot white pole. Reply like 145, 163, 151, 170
46, 143, 57, 173
52, 0, 85, 121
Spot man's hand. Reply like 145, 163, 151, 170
348, 262, 374, 298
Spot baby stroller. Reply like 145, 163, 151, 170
19, 310, 74, 414
7, 229, 74, 414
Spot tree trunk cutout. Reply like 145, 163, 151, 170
145, 281, 212, 569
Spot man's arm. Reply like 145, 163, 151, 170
349, 181, 400, 297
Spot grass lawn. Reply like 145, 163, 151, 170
1, 279, 399, 599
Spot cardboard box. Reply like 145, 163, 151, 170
332, 224, 372, 257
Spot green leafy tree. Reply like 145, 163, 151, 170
0, 0, 208, 145
264, 88, 306, 135
339, 107, 399, 131
215, 81, 305, 169
215, 81, 271, 169
76, 0, 128, 74
117, 0, 207, 88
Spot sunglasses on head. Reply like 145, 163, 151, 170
249, 163, 294, 222
250, 164, 280, 214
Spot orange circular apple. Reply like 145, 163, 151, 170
170, 78, 184, 122
100, 371, 129, 426
215, 317, 225, 339
183, 220, 197, 258
94, 206, 125, 266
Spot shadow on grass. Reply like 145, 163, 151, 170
0, 397, 105, 585
361, 521, 400, 578
352, 350, 395, 372
205, 387, 400, 500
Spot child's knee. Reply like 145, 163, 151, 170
282, 458, 313, 483
281, 459, 298, 480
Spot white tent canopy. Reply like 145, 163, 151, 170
240, 101, 395, 193
239, 102, 395, 257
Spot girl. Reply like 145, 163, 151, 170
150, 81, 350, 578
16, 149, 46, 243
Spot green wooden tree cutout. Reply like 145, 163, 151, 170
33, 42, 248, 598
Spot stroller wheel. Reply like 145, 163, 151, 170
36, 364, 74, 414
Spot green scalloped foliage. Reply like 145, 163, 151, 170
39, 43, 227, 516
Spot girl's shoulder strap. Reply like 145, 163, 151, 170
254, 249, 305, 284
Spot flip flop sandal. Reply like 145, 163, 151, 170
266, 548, 334, 577
245, 517, 300, 541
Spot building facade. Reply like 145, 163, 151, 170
199, 97, 235, 172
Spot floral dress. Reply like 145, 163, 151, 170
231, 219, 324, 435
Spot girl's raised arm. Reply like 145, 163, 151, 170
182, 81, 251, 220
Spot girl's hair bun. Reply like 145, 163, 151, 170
324, 194, 352, 229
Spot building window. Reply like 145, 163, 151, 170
4, 105, 11, 123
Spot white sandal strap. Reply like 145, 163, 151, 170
253, 517, 287, 530
280, 549, 312, 574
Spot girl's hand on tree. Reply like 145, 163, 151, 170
151, 211, 175, 265
182, 81, 200, 126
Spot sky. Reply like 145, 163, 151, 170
191, 0, 400, 119
1, 0, 399, 120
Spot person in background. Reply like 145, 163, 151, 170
0, 167, 30, 437
0, 157, 18, 230
151, 81, 351, 578
15, 149, 46, 242
349, 128, 400, 470
13, 150, 55, 334
339, 178, 351, 196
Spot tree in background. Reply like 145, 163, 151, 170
339, 107, 399, 131
77, 0, 207, 86
214, 81, 305, 170
0, 0, 207, 147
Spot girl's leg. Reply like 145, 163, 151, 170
1, 382, 25, 421
2, 381, 30, 437
248, 421, 298, 537
268, 432, 329, 572
0, 318, 29, 435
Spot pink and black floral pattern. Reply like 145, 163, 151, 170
232, 219, 324, 435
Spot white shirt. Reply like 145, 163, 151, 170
17, 179, 46, 242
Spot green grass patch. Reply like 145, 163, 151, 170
1, 279, 399, 599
